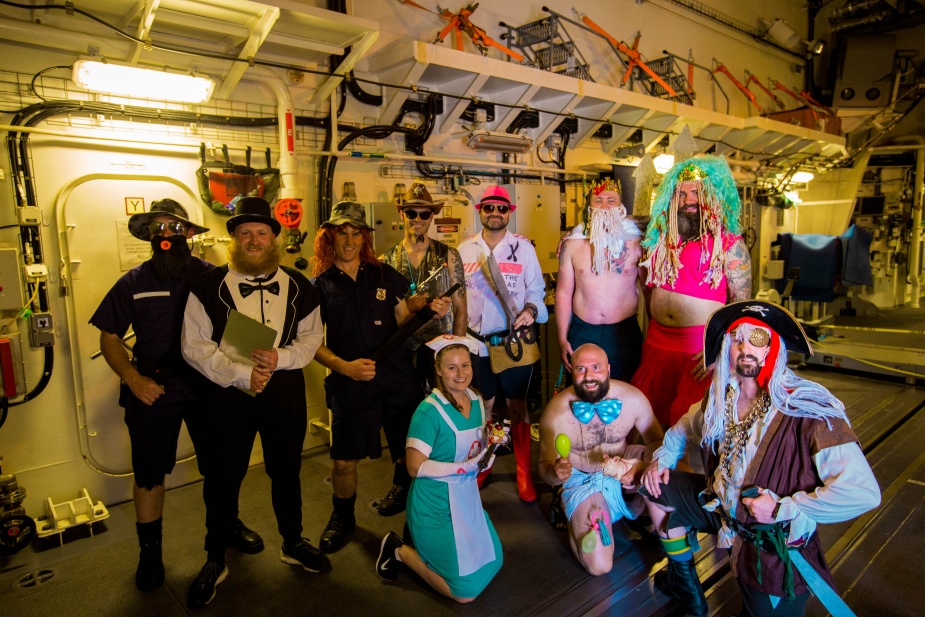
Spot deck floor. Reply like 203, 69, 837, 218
0, 367, 921, 617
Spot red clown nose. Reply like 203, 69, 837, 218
160, 240, 172, 251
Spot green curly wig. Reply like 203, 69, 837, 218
641, 155, 742, 288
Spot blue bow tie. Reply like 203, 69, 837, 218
571, 399, 622, 424
239, 280, 280, 298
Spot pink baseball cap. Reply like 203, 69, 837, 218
476, 185, 515, 211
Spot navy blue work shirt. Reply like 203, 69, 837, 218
313, 262, 418, 397
90, 258, 214, 368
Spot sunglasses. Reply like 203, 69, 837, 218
403, 209, 433, 220
149, 221, 187, 236
481, 204, 510, 214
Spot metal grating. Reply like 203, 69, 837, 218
13, 569, 55, 589
502, 16, 594, 82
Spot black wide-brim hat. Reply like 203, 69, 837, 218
704, 300, 813, 365
226, 196, 281, 235
128, 198, 209, 241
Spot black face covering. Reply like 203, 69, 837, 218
150, 234, 192, 281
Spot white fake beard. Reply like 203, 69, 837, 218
589, 205, 633, 274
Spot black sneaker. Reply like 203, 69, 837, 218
377, 485, 408, 517
187, 561, 228, 608
319, 512, 355, 554
376, 531, 404, 582
231, 519, 265, 554
281, 538, 332, 573
135, 542, 165, 591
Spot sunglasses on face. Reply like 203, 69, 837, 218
403, 209, 433, 220
149, 221, 187, 236
481, 204, 510, 214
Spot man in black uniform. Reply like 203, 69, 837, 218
182, 197, 327, 607
91, 199, 263, 592
311, 201, 451, 553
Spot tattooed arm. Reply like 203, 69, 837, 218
724, 237, 752, 302
447, 247, 468, 336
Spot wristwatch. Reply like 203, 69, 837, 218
524, 303, 538, 319
772, 501, 782, 521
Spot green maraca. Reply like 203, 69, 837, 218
555, 433, 571, 459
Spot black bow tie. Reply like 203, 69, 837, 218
239, 280, 280, 298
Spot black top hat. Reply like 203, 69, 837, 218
226, 196, 281, 235
704, 300, 813, 365
128, 199, 209, 241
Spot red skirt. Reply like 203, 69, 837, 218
630, 320, 711, 426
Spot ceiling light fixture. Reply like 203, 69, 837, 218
72, 58, 215, 104
466, 129, 533, 153
791, 171, 814, 184
653, 153, 675, 174
760, 19, 825, 57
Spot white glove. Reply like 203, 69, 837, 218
417, 452, 487, 478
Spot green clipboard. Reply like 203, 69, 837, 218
219, 309, 278, 396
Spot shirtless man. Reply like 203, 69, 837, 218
538, 344, 663, 575
632, 156, 751, 427
556, 179, 643, 379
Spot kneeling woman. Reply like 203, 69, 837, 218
376, 335, 503, 603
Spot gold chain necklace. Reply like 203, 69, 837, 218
720, 387, 771, 479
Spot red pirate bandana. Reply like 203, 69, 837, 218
727, 317, 779, 389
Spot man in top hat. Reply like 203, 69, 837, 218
639, 301, 880, 616
181, 196, 329, 607
458, 185, 548, 503
632, 156, 752, 428
556, 178, 643, 380
311, 201, 451, 553
92, 199, 264, 592
381, 182, 467, 390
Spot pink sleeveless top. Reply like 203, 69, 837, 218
655, 232, 740, 302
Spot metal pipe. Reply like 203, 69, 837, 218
910, 147, 923, 307
245, 69, 300, 200
0, 124, 592, 176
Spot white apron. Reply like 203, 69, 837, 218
429, 394, 496, 577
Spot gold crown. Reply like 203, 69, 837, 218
591, 178, 622, 196
677, 162, 706, 182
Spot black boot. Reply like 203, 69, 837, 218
320, 494, 356, 554
654, 559, 708, 616
135, 519, 165, 591
378, 462, 411, 516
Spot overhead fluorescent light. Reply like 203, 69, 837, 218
653, 153, 675, 174
466, 129, 533, 154
791, 171, 814, 183
72, 58, 215, 104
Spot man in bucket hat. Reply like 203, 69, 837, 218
311, 200, 451, 553
458, 185, 548, 502
92, 198, 262, 592
639, 300, 880, 616
182, 196, 329, 606
381, 183, 468, 392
